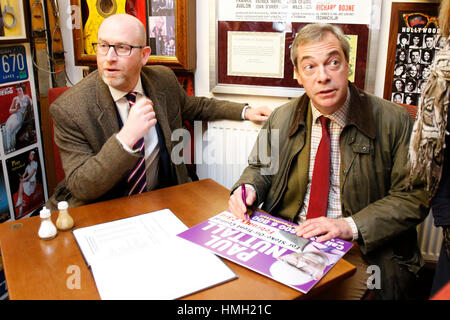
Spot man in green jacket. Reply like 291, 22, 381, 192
228, 23, 429, 299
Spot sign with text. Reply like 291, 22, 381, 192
0, 46, 28, 84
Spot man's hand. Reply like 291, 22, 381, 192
245, 106, 272, 122
295, 217, 353, 242
117, 98, 157, 149
228, 185, 257, 219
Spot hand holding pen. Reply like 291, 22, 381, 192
228, 184, 256, 220
241, 184, 251, 221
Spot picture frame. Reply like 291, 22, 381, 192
383, 2, 441, 106
70, 0, 195, 70
0, 0, 29, 43
209, 0, 381, 98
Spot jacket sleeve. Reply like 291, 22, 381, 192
51, 100, 140, 202
351, 108, 430, 254
231, 110, 279, 204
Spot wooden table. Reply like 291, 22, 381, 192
0, 179, 355, 300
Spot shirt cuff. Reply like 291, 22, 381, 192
244, 183, 256, 192
241, 104, 250, 120
115, 134, 140, 154
343, 217, 359, 241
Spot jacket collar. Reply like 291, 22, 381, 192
288, 82, 376, 139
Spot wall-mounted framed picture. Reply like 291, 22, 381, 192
383, 2, 442, 106
209, 0, 381, 98
0, 0, 29, 43
70, 0, 195, 70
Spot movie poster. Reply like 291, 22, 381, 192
0, 81, 37, 154
391, 11, 445, 106
0, 163, 10, 223
6, 148, 44, 219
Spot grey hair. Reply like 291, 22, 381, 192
290, 23, 350, 69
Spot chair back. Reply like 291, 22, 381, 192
44, 87, 69, 195
396, 102, 418, 120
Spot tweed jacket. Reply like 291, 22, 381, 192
47, 66, 245, 210
233, 83, 430, 299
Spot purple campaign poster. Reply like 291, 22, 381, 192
178, 211, 353, 294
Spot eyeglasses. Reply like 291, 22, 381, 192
92, 42, 144, 56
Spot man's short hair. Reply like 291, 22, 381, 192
290, 23, 350, 69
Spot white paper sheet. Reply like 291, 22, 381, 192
73, 209, 236, 300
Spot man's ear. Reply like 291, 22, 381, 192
141, 46, 151, 65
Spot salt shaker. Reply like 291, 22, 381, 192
56, 201, 74, 231
38, 207, 57, 240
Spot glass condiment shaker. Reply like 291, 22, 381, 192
38, 207, 57, 240
56, 201, 74, 231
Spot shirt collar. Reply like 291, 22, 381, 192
108, 77, 144, 102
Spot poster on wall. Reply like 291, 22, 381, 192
6, 148, 44, 220
0, 164, 10, 223
215, 0, 372, 94
384, 2, 442, 106
0, 81, 37, 154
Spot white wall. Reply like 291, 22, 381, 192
58, 0, 84, 86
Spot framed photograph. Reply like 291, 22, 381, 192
383, 2, 442, 106
0, 0, 29, 43
70, 0, 195, 70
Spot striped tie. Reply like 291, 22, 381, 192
125, 92, 147, 195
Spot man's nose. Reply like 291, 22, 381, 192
317, 65, 330, 83
105, 46, 118, 61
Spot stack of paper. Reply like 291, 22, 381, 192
73, 209, 236, 299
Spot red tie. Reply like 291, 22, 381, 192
125, 92, 147, 195
306, 116, 331, 219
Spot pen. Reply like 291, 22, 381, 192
241, 184, 249, 221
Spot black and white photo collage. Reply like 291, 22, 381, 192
392, 31, 447, 106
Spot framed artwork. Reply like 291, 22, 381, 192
383, 2, 442, 106
70, 0, 195, 70
0, 0, 29, 43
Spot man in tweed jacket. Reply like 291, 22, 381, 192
47, 14, 271, 209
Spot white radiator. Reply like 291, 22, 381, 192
417, 212, 443, 262
196, 120, 261, 190
197, 121, 443, 262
